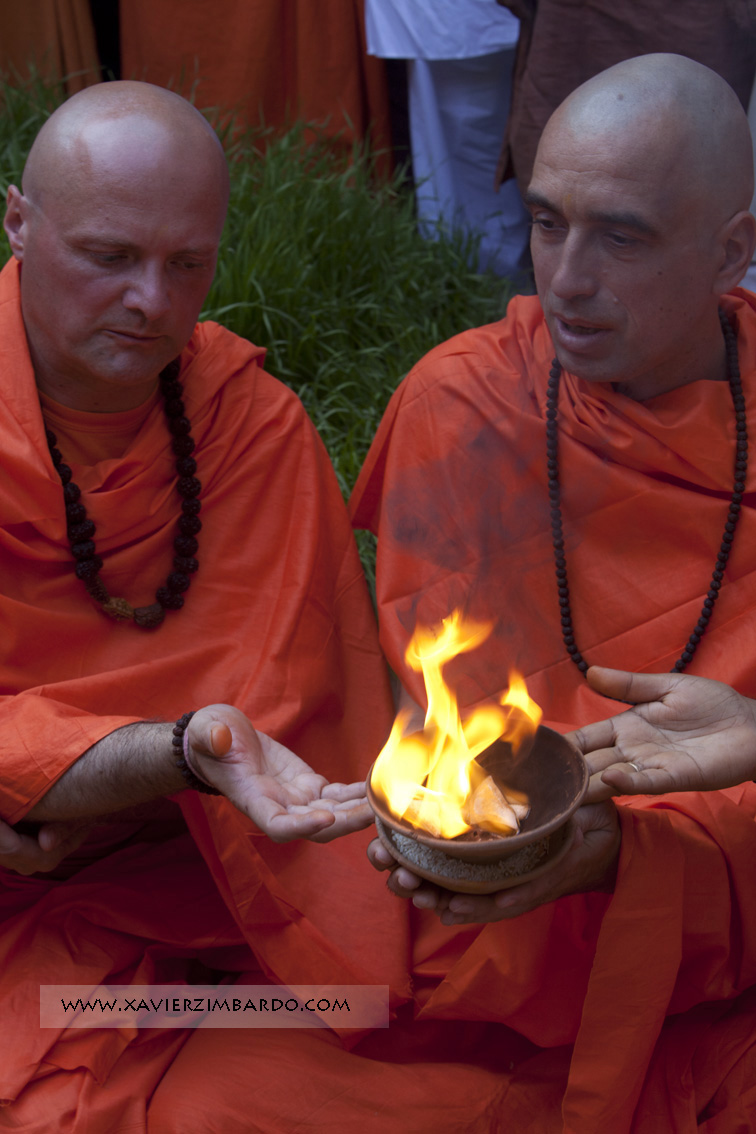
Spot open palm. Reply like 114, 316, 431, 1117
187, 705, 372, 842
570, 667, 756, 800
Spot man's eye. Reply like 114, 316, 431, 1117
530, 216, 563, 237
92, 252, 126, 264
607, 233, 635, 249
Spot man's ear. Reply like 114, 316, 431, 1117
715, 209, 756, 295
3, 186, 29, 261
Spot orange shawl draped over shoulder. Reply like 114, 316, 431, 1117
350, 292, 756, 1133
0, 257, 404, 1129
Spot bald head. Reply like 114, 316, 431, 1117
22, 80, 229, 212
526, 54, 756, 399
543, 53, 753, 222
4, 81, 231, 411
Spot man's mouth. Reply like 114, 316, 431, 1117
557, 318, 603, 336
105, 329, 161, 342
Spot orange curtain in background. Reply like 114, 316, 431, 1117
120, 0, 392, 166
0, 0, 99, 93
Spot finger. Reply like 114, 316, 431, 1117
188, 707, 249, 763
411, 887, 443, 911
490, 879, 551, 919
601, 764, 673, 796
385, 866, 424, 897
288, 798, 372, 817
38, 820, 91, 854
585, 768, 623, 803
444, 869, 575, 922
307, 804, 374, 842
365, 840, 438, 901
37, 824, 61, 852
441, 893, 501, 924
191, 722, 233, 762
0, 831, 47, 873
366, 838, 432, 894
586, 666, 677, 706
263, 806, 343, 843
320, 781, 368, 803
0, 823, 23, 855
367, 837, 397, 871
585, 761, 648, 802
568, 724, 620, 765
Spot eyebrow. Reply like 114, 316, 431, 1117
524, 189, 660, 237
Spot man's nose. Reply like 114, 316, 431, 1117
122, 263, 171, 320
549, 235, 598, 301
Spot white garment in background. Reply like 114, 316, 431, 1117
365, 0, 530, 281
365, 0, 519, 59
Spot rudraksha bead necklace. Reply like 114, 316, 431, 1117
45, 358, 202, 629
546, 309, 747, 675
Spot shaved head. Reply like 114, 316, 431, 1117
4, 81, 230, 411
526, 54, 756, 398
545, 53, 753, 223
22, 80, 229, 211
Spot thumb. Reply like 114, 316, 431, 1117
210, 724, 232, 757
587, 666, 678, 705
0, 820, 22, 854
186, 712, 235, 761
37, 819, 91, 853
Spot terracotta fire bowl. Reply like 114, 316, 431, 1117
367, 725, 589, 894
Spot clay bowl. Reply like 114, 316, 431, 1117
367, 725, 588, 894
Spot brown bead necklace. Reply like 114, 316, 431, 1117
45, 358, 202, 629
546, 309, 747, 675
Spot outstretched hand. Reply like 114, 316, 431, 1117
571, 667, 756, 800
186, 705, 373, 842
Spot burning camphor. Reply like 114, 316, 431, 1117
371, 611, 543, 840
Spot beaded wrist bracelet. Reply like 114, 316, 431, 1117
172, 711, 222, 795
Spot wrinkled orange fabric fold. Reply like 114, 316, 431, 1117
348, 292, 756, 1132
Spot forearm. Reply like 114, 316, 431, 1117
25, 721, 184, 822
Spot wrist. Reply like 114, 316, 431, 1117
172, 712, 222, 796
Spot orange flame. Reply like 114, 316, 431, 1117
371, 611, 542, 839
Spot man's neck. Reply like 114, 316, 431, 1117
610, 331, 728, 402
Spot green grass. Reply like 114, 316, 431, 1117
209, 124, 513, 494
0, 76, 513, 582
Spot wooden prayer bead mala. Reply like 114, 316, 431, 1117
45, 358, 202, 629
546, 309, 747, 675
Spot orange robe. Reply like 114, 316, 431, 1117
0, 256, 406, 1130
342, 291, 756, 1132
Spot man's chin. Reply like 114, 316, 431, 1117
91, 346, 178, 385
552, 350, 618, 385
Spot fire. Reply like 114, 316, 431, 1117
371, 611, 542, 839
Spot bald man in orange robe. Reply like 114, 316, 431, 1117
139, 56, 756, 1134
0, 81, 407, 1131
349, 53, 756, 1133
